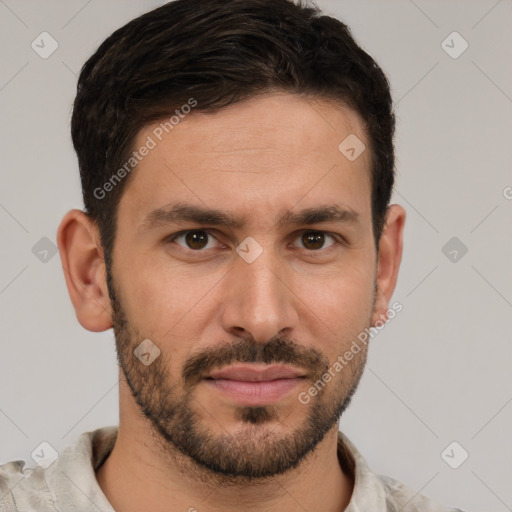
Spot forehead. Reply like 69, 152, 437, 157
117, 93, 372, 230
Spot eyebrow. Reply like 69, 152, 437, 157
138, 202, 360, 233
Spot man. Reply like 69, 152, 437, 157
0, 0, 465, 510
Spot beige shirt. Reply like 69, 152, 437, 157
0, 426, 464, 511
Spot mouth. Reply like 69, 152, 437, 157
206, 363, 307, 382
203, 364, 307, 406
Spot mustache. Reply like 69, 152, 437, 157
182, 336, 330, 386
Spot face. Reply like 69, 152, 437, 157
107, 93, 378, 478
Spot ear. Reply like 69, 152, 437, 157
56, 209, 113, 332
371, 204, 406, 326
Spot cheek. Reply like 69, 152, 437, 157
118, 254, 221, 355
295, 264, 375, 353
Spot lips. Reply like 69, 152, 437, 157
204, 364, 307, 406
206, 364, 306, 382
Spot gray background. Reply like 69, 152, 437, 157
1, 1, 511, 510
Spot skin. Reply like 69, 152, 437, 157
57, 92, 405, 512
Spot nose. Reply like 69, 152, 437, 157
220, 248, 299, 343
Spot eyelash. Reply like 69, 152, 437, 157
166, 229, 344, 253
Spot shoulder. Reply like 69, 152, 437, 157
0, 459, 26, 497
0, 459, 58, 511
337, 431, 466, 512
0, 426, 117, 511
373, 473, 466, 512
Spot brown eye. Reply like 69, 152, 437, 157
295, 231, 336, 251
172, 230, 218, 250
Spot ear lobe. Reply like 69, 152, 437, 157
57, 209, 113, 332
370, 204, 406, 326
